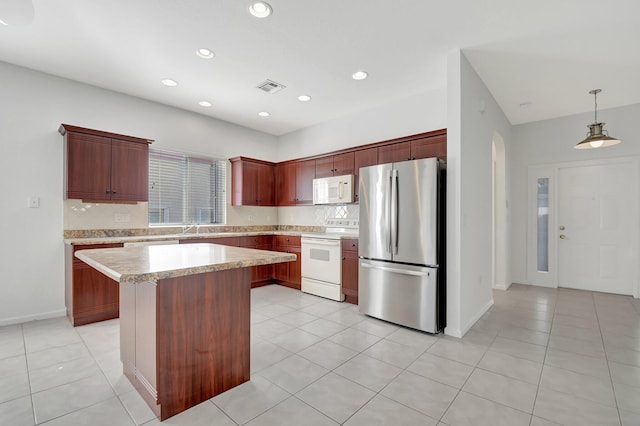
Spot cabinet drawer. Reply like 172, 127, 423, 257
238, 235, 273, 248
342, 239, 359, 253
274, 235, 300, 247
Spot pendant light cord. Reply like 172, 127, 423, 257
594, 91, 598, 123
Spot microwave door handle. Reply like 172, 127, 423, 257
338, 181, 343, 200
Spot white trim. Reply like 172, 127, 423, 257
493, 282, 512, 291
0, 309, 67, 327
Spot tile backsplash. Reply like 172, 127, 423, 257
63, 199, 352, 230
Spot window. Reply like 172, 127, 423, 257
537, 177, 549, 272
148, 149, 226, 225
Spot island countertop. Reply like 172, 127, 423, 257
75, 243, 296, 284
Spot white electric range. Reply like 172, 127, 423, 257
301, 219, 359, 301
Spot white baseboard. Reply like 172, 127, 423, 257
461, 299, 494, 337
444, 327, 463, 338
0, 309, 67, 327
523, 281, 557, 289
493, 282, 512, 291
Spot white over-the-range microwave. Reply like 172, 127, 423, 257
312, 175, 355, 204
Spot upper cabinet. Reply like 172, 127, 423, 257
410, 133, 447, 162
275, 159, 315, 205
378, 132, 447, 164
353, 147, 378, 203
315, 152, 354, 178
229, 157, 275, 206
59, 124, 153, 202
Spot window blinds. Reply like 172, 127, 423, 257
149, 149, 226, 225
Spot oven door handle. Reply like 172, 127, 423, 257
301, 238, 341, 246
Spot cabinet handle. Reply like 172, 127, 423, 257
106, 190, 111, 194
342, 257, 346, 260
112, 190, 117, 194
352, 243, 356, 247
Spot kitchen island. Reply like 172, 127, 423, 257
75, 243, 296, 421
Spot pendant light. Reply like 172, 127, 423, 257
575, 89, 621, 149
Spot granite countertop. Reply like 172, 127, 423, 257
64, 230, 303, 245
65, 229, 358, 245
75, 243, 297, 284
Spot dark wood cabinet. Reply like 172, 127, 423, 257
353, 147, 378, 203
230, 157, 275, 206
378, 141, 412, 164
410, 134, 447, 161
272, 235, 301, 289
342, 239, 359, 305
276, 160, 315, 205
275, 163, 297, 206
315, 152, 354, 178
60, 124, 152, 202
66, 243, 123, 326
238, 236, 274, 287
295, 160, 316, 204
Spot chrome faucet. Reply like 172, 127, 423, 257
181, 224, 195, 234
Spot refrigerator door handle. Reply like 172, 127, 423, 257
361, 262, 430, 277
387, 169, 393, 254
391, 169, 399, 255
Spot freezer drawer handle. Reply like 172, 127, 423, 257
361, 262, 430, 277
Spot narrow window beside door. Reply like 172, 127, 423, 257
537, 178, 549, 272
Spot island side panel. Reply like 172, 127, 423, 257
156, 267, 251, 420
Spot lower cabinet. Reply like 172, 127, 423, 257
239, 236, 274, 287
342, 239, 359, 305
273, 235, 302, 290
66, 243, 122, 326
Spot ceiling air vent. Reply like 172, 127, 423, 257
256, 79, 286, 94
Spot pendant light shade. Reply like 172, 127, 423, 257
575, 89, 621, 149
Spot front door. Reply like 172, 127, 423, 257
557, 162, 637, 295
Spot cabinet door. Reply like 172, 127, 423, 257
71, 243, 122, 326
354, 147, 378, 203
411, 134, 447, 161
287, 245, 302, 286
315, 156, 334, 178
66, 133, 112, 201
333, 152, 355, 176
236, 161, 260, 205
111, 139, 149, 202
378, 141, 411, 164
341, 239, 359, 304
257, 163, 275, 205
295, 160, 316, 204
275, 163, 297, 206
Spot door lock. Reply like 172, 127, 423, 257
559, 234, 567, 239
559, 226, 565, 230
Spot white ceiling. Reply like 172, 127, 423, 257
1, 0, 639, 136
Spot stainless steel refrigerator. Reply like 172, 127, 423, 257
358, 157, 445, 333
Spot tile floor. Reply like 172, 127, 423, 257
1, 284, 640, 425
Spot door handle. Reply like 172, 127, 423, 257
559, 226, 566, 230
559, 235, 567, 239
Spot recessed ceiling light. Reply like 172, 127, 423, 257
199, 101, 212, 107
258, 111, 270, 117
249, 1, 272, 18
196, 48, 215, 59
298, 95, 312, 102
352, 71, 368, 80
161, 79, 178, 87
